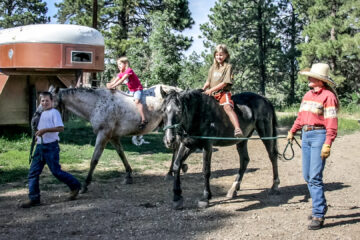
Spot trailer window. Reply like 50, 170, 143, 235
71, 51, 92, 63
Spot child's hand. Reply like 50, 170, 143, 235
106, 83, 113, 89
204, 89, 212, 96
35, 129, 46, 137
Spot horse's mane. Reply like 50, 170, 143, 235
59, 87, 98, 98
178, 89, 225, 133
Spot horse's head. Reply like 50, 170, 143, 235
160, 87, 183, 149
47, 85, 62, 108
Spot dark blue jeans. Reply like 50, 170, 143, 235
302, 129, 327, 218
28, 141, 81, 201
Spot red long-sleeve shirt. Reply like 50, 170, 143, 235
290, 88, 338, 145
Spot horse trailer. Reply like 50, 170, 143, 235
0, 24, 105, 125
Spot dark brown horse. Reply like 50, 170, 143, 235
161, 89, 280, 209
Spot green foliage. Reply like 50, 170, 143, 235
0, 0, 49, 28
296, 0, 360, 102
149, 13, 192, 86
178, 52, 209, 89
200, 0, 288, 95
338, 118, 360, 135
56, 0, 194, 86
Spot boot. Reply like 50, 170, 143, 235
308, 217, 324, 230
20, 199, 41, 208
68, 188, 80, 201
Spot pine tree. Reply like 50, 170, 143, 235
296, 0, 360, 98
277, 1, 305, 104
148, 12, 192, 86
0, 0, 49, 29
200, 0, 284, 96
55, 0, 193, 85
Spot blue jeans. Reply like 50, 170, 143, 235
28, 141, 81, 201
301, 129, 327, 218
128, 90, 143, 100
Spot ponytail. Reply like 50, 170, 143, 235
324, 83, 340, 111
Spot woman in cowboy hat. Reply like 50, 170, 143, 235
287, 63, 339, 230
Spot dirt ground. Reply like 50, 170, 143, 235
1, 130, 359, 240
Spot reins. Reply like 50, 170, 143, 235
162, 124, 302, 161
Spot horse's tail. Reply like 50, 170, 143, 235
270, 101, 278, 137
269, 99, 279, 156
261, 96, 279, 157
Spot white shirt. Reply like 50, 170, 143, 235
36, 108, 64, 144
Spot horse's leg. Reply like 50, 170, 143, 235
81, 131, 109, 193
226, 140, 250, 198
198, 142, 213, 208
172, 142, 194, 210
256, 120, 280, 195
110, 137, 133, 184
165, 142, 189, 181
165, 144, 178, 181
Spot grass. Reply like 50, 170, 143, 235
0, 118, 172, 185
277, 110, 360, 135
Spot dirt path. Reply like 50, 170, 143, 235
1, 131, 359, 239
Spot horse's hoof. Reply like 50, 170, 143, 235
122, 177, 133, 184
172, 198, 184, 210
226, 191, 237, 199
181, 164, 188, 173
164, 174, 174, 181
80, 187, 88, 194
198, 200, 209, 208
226, 182, 239, 199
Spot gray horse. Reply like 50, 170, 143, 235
47, 84, 180, 193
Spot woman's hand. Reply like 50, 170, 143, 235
321, 144, 331, 160
287, 131, 294, 142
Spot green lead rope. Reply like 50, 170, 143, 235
162, 124, 302, 160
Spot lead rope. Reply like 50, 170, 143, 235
282, 138, 301, 161
163, 124, 302, 161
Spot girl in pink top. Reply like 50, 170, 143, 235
107, 57, 147, 129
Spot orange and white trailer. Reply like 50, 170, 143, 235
0, 24, 105, 125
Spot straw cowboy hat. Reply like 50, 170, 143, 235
299, 63, 336, 87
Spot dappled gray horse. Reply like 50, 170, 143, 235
161, 89, 280, 209
49, 85, 179, 193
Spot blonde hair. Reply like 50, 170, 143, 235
117, 56, 130, 68
213, 44, 230, 68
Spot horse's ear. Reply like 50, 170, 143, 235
48, 85, 55, 92
160, 86, 167, 98
54, 87, 60, 94
48, 85, 59, 94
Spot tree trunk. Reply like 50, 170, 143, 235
330, 0, 337, 70
257, 3, 266, 96
289, 5, 296, 104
